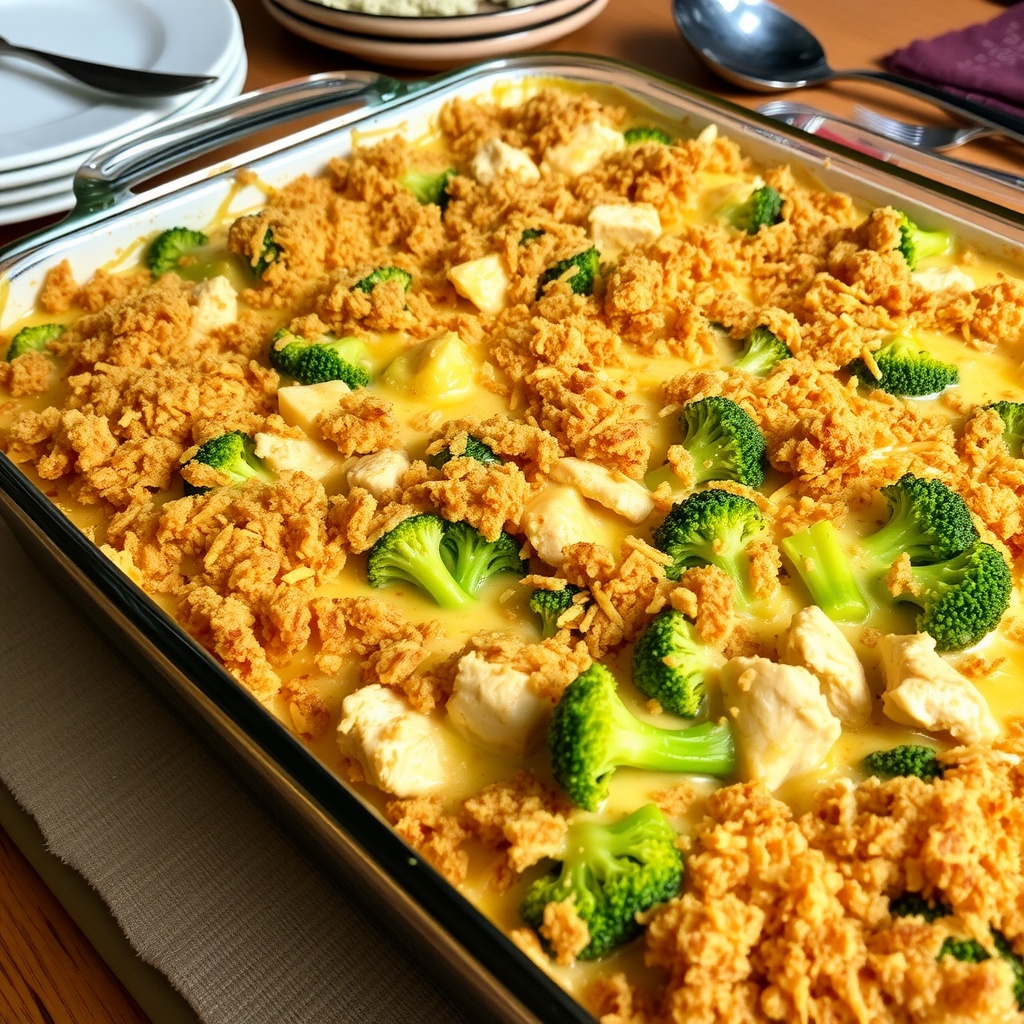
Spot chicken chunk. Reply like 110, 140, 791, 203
521, 484, 609, 567
337, 684, 446, 797
382, 332, 474, 404
190, 276, 237, 336
779, 605, 871, 727
278, 379, 352, 435
446, 651, 551, 757
588, 204, 662, 261
470, 138, 540, 186
912, 266, 975, 294
346, 449, 411, 498
448, 253, 510, 316
720, 656, 842, 792
542, 121, 625, 178
253, 431, 349, 485
548, 457, 655, 524
879, 632, 1000, 746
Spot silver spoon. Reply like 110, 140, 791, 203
0, 34, 216, 97
672, 0, 1024, 147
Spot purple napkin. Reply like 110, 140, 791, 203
885, 3, 1024, 117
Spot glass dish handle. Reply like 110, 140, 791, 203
72, 71, 408, 215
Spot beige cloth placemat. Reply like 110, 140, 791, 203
0, 513, 475, 1024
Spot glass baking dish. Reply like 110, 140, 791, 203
1, 54, 1022, 1024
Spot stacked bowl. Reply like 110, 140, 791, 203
264, 0, 609, 70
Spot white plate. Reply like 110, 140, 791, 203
0, 174, 70, 211
262, 0, 609, 69
273, 0, 593, 41
0, 29, 245, 197
0, 0, 240, 173
0, 45, 249, 227
0, 26, 245, 196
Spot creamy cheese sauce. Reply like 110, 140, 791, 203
3, 82, 1024, 1016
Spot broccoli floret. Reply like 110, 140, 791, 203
891, 895, 1024, 1008
537, 247, 600, 298
353, 266, 413, 295
898, 541, 1012, 652
146, 227, 210, 277
366, 513, 473, 610
782, 474, 983, 620
228, 217, 280, 279
678, 395, 767, 488
780, 520, 870, 623
519, 227, 545, 245
623, 126, 672, 145
268, 328, 371, 388
940, 936, 990, 964
519, 803, 683, 960
781, 478, 1011, 648
889, 893, 951, 922
721, 185, 783, 234
734, 325, 792, 376
940, 934, 1024, 1007
861, 473, 979, 567
548, 662, 736, 810
181, 431, 275, 495
253, 228, 281, 277
996, 933, 1024, 1009
896, 212, 951, 270
847, 332, 959, 397
652, 489, 768, 602
439, 521, 526, 596
864, 744, 944, 781
6, 323, 65, 361
427, 435, 501, 470
632, 609, 718, 718
400, 168, 456, 208
529, 584, 584, 638
988, 401, 1024, 459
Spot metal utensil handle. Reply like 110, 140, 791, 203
762, 104, 1024, 195
0, 39, 215, 96
73, 71, 407, 215
846, 69, 1024, 146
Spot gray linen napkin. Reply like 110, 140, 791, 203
0, 514, 475, 1024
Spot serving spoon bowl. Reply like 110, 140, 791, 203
672, 0, 1024, 146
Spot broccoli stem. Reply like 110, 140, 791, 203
613, 718, 736, 776
780, 520, 870, 622
417, 568, 475, 609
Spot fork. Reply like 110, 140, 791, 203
852, 106, 995, 152
0, 33, 216, 97
757, 100, 1023, 193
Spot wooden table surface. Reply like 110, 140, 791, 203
0, 0, 1018, 1020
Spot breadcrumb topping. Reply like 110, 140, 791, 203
463, 770, 570, 878
3, 83, 1024, 1024
646, 728, 1024, 1023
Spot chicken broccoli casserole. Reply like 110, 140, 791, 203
2, 84, 1024, 1023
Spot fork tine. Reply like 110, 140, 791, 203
851, 107, 989, 152
854, 108, 921, 144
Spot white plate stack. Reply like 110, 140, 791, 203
0, 0, 247, 227
263, 0, 609, 70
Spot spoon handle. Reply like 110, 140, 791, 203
844, 69, 1024, 147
